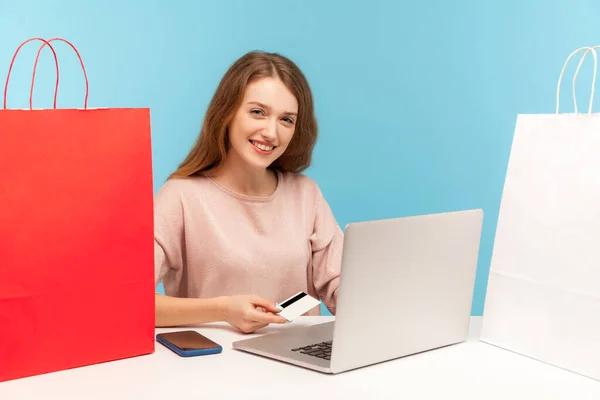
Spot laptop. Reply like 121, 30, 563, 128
232, 209, 484, 374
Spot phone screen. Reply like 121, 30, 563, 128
157, 330, 220, 351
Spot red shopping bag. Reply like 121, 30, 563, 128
0, 38, 155, 382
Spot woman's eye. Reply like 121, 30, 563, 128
250, 109, 264, 116
283, 117, 295, 124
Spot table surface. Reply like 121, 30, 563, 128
2, 317, 600, 400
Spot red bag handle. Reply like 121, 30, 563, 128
32, 38, 89, 110
3, 37, 59, 110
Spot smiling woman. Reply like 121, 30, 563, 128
153, 51, 343, 334
217, 76, 300, 188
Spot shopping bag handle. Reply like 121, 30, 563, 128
31, 38, 89, 110
3, 37, 59, 110
556, 46, 597, 114
572, 45, 600, 114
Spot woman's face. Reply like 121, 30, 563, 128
227, 77, 298, 171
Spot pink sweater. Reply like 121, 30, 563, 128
153, 171, 343, 315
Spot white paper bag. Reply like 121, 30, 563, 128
481, 46, 600, 381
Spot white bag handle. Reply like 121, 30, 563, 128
556, 46, 597, 114
572, 45, 600, 113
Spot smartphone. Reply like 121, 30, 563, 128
156, 330, 222, 357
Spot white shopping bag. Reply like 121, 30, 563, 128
481, 46, 600, 381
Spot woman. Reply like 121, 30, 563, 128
154, 51, 343, 333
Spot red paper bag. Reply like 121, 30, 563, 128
0, 38, 155, 382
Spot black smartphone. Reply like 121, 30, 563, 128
156, 330, 222, 357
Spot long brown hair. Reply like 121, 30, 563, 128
170, 51, 318, 179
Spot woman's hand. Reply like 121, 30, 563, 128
223, 295, 287, 333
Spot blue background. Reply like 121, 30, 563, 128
1, 0, 598, 316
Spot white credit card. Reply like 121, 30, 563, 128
276, 291, 321, 321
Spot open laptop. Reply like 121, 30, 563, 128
232, 209, 484, 374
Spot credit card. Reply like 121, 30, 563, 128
276, 291, 321, 321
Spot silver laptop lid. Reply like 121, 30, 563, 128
330, 209, 483, 373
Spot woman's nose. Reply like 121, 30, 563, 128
260, 120, 278, 141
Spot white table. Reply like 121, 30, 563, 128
1, 317, 599, 399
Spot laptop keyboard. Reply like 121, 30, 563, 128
291, 340, 332, 360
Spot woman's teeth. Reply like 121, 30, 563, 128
251, 141, 274, 151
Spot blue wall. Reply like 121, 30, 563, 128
2, 0, 599, 315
